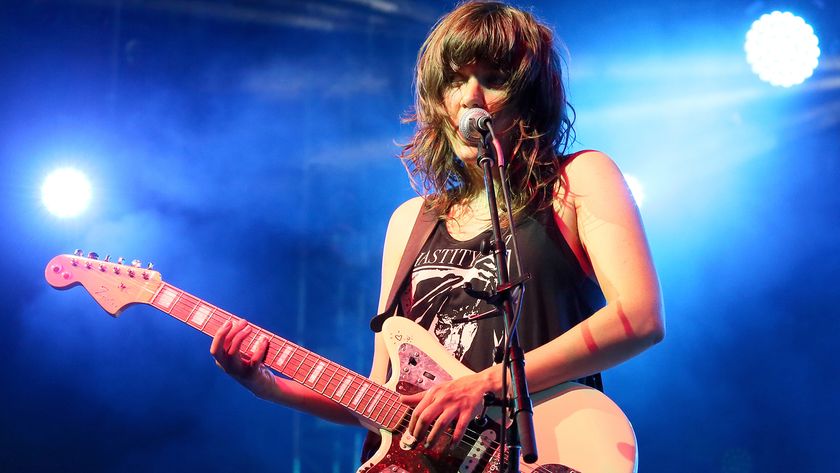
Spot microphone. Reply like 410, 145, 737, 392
458, 108, 492, 145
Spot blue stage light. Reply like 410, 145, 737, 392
41, 167, 92, 218
745, 11, 820, 88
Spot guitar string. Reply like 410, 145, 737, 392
160, 286, 510, 454
70, 266, 545, 471
173, 302, 537, 470
171, 299, 519, 461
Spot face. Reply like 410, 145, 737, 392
442, 62, 514, 165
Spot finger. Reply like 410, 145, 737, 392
410, 393, 438, 441
227, 323, 253, 356
449, 411, 474, 451
425, 408, 455, 447
222, 319, 247, 352
251, 335, 270, 365
399, 392, 425, 406
210, 320, 232, 356
406, 391, 432, 436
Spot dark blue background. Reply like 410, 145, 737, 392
2, 1, 839, 471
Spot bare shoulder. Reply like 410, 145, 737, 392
388, 196, 425, 228
377, 196, 425, 313
383, 196, 426, 266
562, 150, 625, 194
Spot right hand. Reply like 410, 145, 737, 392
210, 318, 274, 397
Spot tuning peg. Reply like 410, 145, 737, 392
131, 259, 142, 268
117, 257, 125, 265
88, 252, 99, 260
146, 262, 155, 270
74, 249, 83, 256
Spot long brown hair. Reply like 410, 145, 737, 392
401, 1, 575, 218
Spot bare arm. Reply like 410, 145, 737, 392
210, 319, 363, 426
405, 151, 664, 449
479, 150, 664, 393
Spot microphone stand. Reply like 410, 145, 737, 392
473, 132, 538, 472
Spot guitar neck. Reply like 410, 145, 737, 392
148, 282, 407, 432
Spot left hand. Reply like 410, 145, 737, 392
400, 371, 494, 453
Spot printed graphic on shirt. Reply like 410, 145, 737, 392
408, 236, 515, 362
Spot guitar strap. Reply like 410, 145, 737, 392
361, 201, 437, 464
369, 201, 438, 332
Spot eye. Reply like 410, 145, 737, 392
484, 73, 507, 89
446, 71, 466, 87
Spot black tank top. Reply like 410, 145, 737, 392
402, 208, 605, 390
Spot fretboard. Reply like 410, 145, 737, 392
149, 282, 408, 432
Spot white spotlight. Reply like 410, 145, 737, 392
41, 167, 92, 218
624, 174, 645, 209
745, 11, 820, 88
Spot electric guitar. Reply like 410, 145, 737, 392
45, 252, 638, 473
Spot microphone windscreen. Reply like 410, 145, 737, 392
458, 108, 492, 145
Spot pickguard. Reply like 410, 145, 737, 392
395, 342, 453, 395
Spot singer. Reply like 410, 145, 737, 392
212, 1, 664, 468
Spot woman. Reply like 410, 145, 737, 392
211, 0, 664, 464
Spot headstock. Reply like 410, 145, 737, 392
45, 251, 163, 316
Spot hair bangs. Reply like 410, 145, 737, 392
441, 11, 518, 76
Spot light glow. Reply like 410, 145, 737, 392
624, 174, 645, 209
41, 167, 92, 218
745, 11, 820, 88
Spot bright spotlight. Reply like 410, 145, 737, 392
624, 174, 645, 209
41, 167, 92, 218
745, 11, 820, 88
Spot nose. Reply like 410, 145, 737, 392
460, 77, 486, 109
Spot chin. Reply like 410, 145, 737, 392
453, 143, 480, 165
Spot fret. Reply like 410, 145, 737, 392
306, 360, 326, 386
377, 392, 397, 426
184, 300, 199, 324
289, 351, 308, 379
350, 382, 369, 410
263, 335, 277, 358
273, 344, 294, 370
269, 341, 286, 367
365, 388, 385, 416
245, 329, 262, 352
334, 374, 353, 403
167, 292, 185, 316
391, 398, 410, 431
199, 306, 216, 332
390, 405, 410, 433
154, 286, 180, 313
149, 283, 166, 307
165, 293, 185, 319
320, 364, 338, 395
387, 396, 406, 431
358, 385, 376, 414
189, 304, 213, 329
